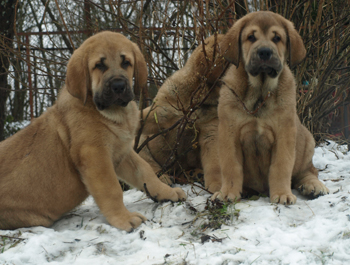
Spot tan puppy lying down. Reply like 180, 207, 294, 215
0, 31, 186, 232
212, 11, 329, 204
140, 35, 227, 193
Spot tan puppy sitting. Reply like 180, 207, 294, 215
0, 31, 186, 232
139, 35, 227, 193
212, 11, 329, 204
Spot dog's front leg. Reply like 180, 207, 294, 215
78, 146, 146, 232
199, 118, 222, 193
211, 117, 244, 202
116, 150, 187, 202
268, 119, 297, 205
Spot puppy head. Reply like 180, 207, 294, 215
65, 31, 148, 110
220, 11, 306, 78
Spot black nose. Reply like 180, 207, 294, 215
258, 48, 272, 61
110, 79, 126, 94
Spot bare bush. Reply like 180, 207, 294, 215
1, 0, 349, 147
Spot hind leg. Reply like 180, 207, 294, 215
0, 210, 54, 230
293, 124, 329, 198
293, 166, 329, 198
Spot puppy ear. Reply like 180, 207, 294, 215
132, 43, 148, 97
65, 48, 91, 104
283, 20, 306, 67
219, 18, 246, 67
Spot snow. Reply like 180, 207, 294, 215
1, 140, 350, 265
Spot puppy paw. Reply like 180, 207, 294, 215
270, 192, 296, 205
211, 189, 241, 202
170, 187, 187, 201
298, 179, 329, 198
108, 212, 147, 232
206, 181, 222, 193
147, 185, 187, 202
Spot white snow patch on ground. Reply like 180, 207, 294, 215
1, 141, 350, 265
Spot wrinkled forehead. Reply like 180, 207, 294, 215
243, 14, 286, 36
91, 47, 134, 62
82, 33, 135, 63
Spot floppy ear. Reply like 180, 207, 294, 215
219, 18, 246, 67
65, 48, 91, 104
132, 43, 148, 97
283, 20, 306, 67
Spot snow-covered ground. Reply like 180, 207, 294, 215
1, 141, 349, 265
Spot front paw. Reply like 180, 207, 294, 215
211, 188, 241, 202
107, 211, 147, 232
144, 183, 186, 202
206, 180, 222, 193
297, 179, 329, 198
270, 192, 296, 205
167, 187, 187, 201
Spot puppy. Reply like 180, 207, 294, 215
0, 31, 186, 231
139, 35, 227, 192
212, 11, 329, 204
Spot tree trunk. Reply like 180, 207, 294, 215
0, 1, 17, 141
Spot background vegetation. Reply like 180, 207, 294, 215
1, 0, 350, 144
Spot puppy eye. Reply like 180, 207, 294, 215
273, 35, 281, 43
121, 60, 131, 69
248, 34, 256, 42
95, 62, 107, 72
120, 55, 132, 69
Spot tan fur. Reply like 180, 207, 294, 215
212, 11, 329, 204
0, 31, 186, 231
139, 35, 227, 192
